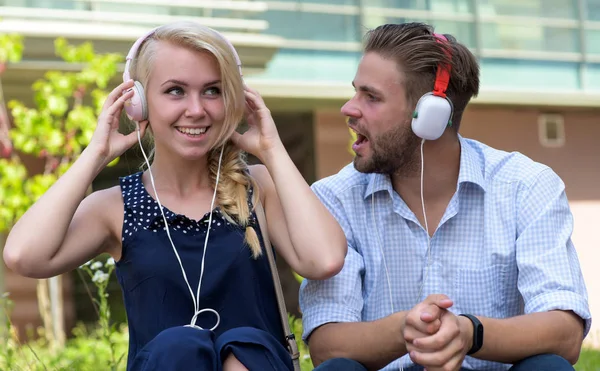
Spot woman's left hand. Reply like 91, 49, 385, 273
231, 85, 283, 162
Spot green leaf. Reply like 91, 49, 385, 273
0, 34, 24, 63
45, 129, 66, 153
0, 36, 124, 234
47, 95, 69, 117
106, 157, 120, 167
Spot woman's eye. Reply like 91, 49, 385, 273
165, 87, 184, 96
205, 87, 221, 96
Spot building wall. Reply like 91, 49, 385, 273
314, 104, 600, 347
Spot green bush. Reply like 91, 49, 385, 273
289, 314, 314, 371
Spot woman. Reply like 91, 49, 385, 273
3, 21, 347, 370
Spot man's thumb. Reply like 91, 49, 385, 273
425, 293, 454, 309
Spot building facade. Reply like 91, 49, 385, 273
1, 0, 599, 348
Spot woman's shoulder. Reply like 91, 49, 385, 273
247, 164, 272, 204
83, 185, 126, 222
83, 172, 142, 226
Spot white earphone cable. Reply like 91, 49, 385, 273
372, 191, 395, 314
372, 138, 431, 371
136, 128, 222, 331
417, 138, 432, 303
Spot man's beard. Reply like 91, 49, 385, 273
353, 122, 421, 175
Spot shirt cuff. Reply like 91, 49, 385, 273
525, 290, 592, 338
301, 304, 362, 343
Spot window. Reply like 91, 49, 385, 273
481, 24, 580, 53
260, 10, 360, 42
478, 0, 579, 19
365, 0, 475, 14
587, 30, 600, 55
585, 63, 600, 90
587, 0, 600, 21
359, 16, 477, 48
1, 0, 85, 10
538, 113, 565, 148
481, 59, 580, 89
265, 0, 357, 4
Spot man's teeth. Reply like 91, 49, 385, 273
177, 127, 207, 135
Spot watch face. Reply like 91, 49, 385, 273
475, 321, 484, 345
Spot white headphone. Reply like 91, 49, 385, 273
411, 33, 454, 140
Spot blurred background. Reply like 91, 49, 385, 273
0, 0, 598, 369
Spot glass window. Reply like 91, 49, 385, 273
587, 30, 600, 54
1, 0, 86, 9
257, 49, 361, 82
259, 10, 360, 42
481, 58, 581, 89
585, 63, 600, 90
478, 0, 579, 19
481, 23, 580, 52
361, 16, 477, 49
429, 20, 477, 48
587, 0, 600, 21
365, 0, 475, 14
265, 0, 358, 4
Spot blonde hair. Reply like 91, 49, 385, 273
129, 21, 262, 258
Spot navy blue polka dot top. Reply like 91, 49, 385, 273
114, 171, 285, 369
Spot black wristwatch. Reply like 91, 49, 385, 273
459, 314, 484, 355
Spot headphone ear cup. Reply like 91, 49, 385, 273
411, 93, 452, 141
124, 81, 148, 122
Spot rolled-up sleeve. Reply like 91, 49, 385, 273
516, 168, 592, 337
300, 245, 365, 342
299, 181, 365, 342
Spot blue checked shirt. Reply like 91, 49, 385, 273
299, 136, 591, 371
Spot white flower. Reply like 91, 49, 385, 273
92, 270, 109, 284
105, 257, 115, 267
79, 260, 92, 268
90, 261, 103, 270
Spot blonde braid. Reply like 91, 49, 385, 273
208, 140, 262, 258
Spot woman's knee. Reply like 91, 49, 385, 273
222, 353, 249, 371
131, 327, 218, 370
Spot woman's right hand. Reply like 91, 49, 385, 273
87, 79, 148, 166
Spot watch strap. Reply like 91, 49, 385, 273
459, 313, 483, 355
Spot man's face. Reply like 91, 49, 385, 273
342, 52, 422, 175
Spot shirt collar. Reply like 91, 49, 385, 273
457, 135, 486, 192
363, 134, 486, 199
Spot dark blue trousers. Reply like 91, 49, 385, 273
314, 353, 575, 371
129, 326, 293, 370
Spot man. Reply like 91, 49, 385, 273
299, 22, 591, 371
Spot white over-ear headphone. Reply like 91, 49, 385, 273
411, 33, 454, 141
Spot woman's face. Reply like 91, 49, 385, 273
145, 41, 226, 161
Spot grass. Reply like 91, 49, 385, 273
576, 348, 600, 371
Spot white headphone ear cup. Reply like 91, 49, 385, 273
411, 93, 452, 140
134, 81, 148, 121
124, 81, 147, 122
